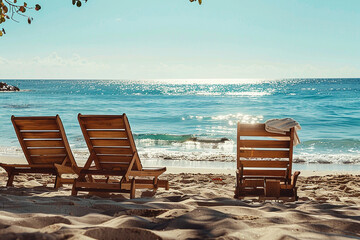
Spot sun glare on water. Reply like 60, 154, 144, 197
139, 79, 271, 85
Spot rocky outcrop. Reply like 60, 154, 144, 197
0, 82, 20, 91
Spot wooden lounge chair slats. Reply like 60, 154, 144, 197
239, 150, 290, 158
25, 140, 65, 148
129, 168, 166, 177
87, 130, 128, 138
235, 122, 300, 201
79, 169, 128, 175
14, 119, 60, 130
83, 117, 126, 129
29, 156, 67, 163
242, 169, 287, 177
239, 160, 289, 168
21, 131, 62, 139
238, 124, 291, 137
96, 155, 133, 162
72, 114, 169, 198
0, 115, 79, 188
27, 148, 67, 155
91, 139, 131, 146
239, 140, 290, 148
93, 147, 133, 155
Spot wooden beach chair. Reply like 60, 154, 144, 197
0, 116, 79, 188
72, 114, 169, 198
234, 123, 300, 201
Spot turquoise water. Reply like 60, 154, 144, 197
0, 79, 360, 165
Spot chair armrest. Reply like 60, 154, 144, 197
291, 171, 301, 187
130, 167, 166, 177
54, 163, 77, 175
79, 169, 127, 176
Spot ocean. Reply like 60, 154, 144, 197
1, 79, 360, 170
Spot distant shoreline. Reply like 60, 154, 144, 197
1, 154, 359, 175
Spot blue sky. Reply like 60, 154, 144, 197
0, 0, 360, 79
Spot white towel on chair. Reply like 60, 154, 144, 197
265, 118, 301, 146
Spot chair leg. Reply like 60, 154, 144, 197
130, 178, 136, 199
234, 186, 240, 198
54, 175, 62, 189
153, 177, 158, 193
234, 176, 242, 198
234, 172, 241, 198
71, 181, 78, 196
6, 171, 15, 187
294, 187, 298, 201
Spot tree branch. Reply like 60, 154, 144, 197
0, 0, 204, 37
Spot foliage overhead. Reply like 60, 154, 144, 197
0, 0, 41, 36
190, 0, 202, 5
0, 0, 202, 37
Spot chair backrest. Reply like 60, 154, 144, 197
12, 115, 77, 167
78, 114, 142, 171
237, 123, 294, 180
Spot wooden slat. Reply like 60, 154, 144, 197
239, 124, 290, 137
75, 182, 123, 190
13, 119, 59, 130
239, 130, 290, 137
0, 163, 54, 168
79, 169, 127, 176
94, 147, 133, 155
239, 160, 289, 168
24, 140, 65, 148
243, 179, 264, 187
239, 150, 289, 158
13, 116, 56, 120
30, 155, 66, 164
243, 169, 286, 177
265, 179, 280, 197
129, 168, 167, 177
28, 148, 67, 155
11, 168, 57, 174
21, 131, 62, 139
91, 139, 131, 147
100, 163, 130, 170
239, 124, 266, 130
131, 183, 156, 189
96, 155, 133, 162
87, 130, 127, 138
82, 118, 125, 129
239, 140, 290, 149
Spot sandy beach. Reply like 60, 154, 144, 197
0, 157, 359, 240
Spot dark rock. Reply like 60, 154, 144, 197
0, 82, 20, 91
188, 137, 230, 143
